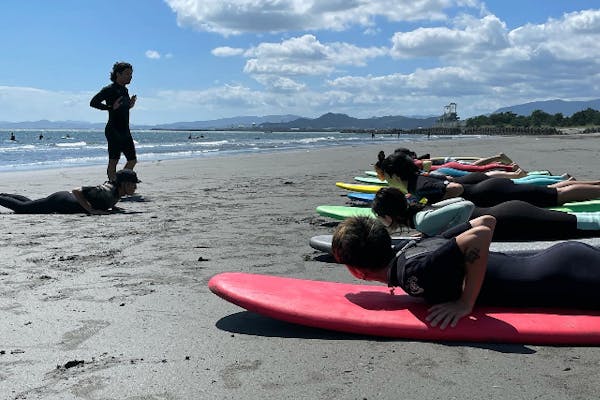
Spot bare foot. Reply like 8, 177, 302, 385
498, 152, 514, 164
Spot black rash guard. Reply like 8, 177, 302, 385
90, 83, 131, 133
388, 225, 600, 309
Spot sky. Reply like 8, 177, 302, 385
0, 0, 599, 125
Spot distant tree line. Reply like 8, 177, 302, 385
465, 108, 600, 128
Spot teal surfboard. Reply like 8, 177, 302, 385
354, 176, 388, 185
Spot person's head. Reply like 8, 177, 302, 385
374, 150, 420, 182
110, 62, 133, 84
114, 169, 140, 195
393, 148, 417, 159
372, 187, 411, 231
332, 217, 394, 280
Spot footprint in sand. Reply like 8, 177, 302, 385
59, 320, 110, 351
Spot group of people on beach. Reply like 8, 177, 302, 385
3, 60, 600, 332
332, 148, 600, 329
0, 62, 140, 215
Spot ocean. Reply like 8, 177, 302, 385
0, 129, 476, 172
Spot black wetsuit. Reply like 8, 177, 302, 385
469, 200, 590, 241
0, 183, 120, 214
90, 83, 136, 161
388, 224, 600, 308
408, 173, 558, 207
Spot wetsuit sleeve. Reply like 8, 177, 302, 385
414, 200, 475, 236
439, 222, 473, 238
90, 87, 112, 111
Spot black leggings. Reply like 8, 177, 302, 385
469, 200, 586, 241
481, 241, 600, 308
0, 191, 86, 214
454, 173, 557, 207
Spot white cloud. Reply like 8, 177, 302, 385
164, 0, 481, 36
243, 35, 387, 77
211, 46, 245, 57
145, 50, 161, 59
391, 14, 509, 58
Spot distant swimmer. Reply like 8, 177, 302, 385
0, 169, 141, 215
39, 133, 44, 140
90, 61, 137, 182
9, 132, 15, 141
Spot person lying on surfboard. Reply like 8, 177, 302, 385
0, 169, 140, 215
331, 216, 600, 329
374, 150, 600, 208
371, 186, 600, 240
376, 148, 573, 182
398, 148, 515, 166
386, 148, 518, 174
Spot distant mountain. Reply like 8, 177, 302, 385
260, 112, 439, 130
149, 115, 301, 130
493, 99, 600, 116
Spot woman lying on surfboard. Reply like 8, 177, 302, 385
331, 216, 600, 329
393, 148, 518, 173
0, 169, 140, 215
384, 148, 570, 185
372, 187, 600, 241
374, 150, 600, 208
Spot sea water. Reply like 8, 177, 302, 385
0, 129, 476, 172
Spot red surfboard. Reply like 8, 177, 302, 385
209, 272, 600, 345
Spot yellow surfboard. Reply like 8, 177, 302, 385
336, 182, 384, 193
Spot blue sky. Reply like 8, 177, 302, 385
1, 0, 599, 124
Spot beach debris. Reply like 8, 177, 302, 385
62, 360, 84, 369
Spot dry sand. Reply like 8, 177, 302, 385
1, 134, 600, 399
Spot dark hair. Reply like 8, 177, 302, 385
110, 62, 133, 82
374, 150, 420, 181
393, 148, 417, 159
332, 217, 394, 272
114, 169, 141, 185
372, 187, 423, 230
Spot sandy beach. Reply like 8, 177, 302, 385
1, 134, 600, 399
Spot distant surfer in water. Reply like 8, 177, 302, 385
332, 216, 600, 329
9, 132, 15, 141
90, 61, 137, 182
0, 169, 140, 215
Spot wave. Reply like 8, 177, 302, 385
55, 141, 87, 147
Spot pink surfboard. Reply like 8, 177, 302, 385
209, 272, 600, 345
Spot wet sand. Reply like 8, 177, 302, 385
1, 134, 599, 399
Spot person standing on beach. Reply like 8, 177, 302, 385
90, 62, 137, 182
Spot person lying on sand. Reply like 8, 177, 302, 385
0, 169, 140, 215
332, 216, 600, 329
